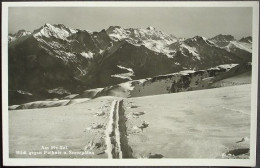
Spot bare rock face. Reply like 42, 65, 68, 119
8, 24, 252, 105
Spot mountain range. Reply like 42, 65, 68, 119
8, 23, 252, 105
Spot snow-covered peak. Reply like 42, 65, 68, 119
8, 29, 31, 43
106, 25, 177, 42
106, 26, 129, 41
105, 25, 178, 57
184, 36, 214, 46
15, 29, 31, 38
43, 23, 71, 31
184, 36, 204, 43
34, 23, 78, 40
9, 29, 31, 38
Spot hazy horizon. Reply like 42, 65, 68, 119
9, 7, 252, 39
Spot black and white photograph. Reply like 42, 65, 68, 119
2, 1, 259, 167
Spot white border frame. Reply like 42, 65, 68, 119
2, 1, 259, 166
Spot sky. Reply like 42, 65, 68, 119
9, 7, 252, 39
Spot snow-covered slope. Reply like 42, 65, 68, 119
124, 84, 250, 158
9, 96, 117, 158
9, 84, 251, 158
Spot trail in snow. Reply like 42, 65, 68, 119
115, 101, 123, 158
105, 100, 116, 159
105, 99, 133, 159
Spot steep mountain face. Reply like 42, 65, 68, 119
8, 24, 252, 105
9, 24, 112, 95
209, 34, 252, 62
95, 41, 182, 87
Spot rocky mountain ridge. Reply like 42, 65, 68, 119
8, 24, 252, 105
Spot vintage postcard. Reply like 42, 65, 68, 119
2, 1, 259, 166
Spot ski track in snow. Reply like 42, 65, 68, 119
105, 99, 133, 159
105, 100, 116, 159
105, 100, 123, 158
115, 101, 123, 159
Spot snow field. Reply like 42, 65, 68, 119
124, 84, 251, 158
